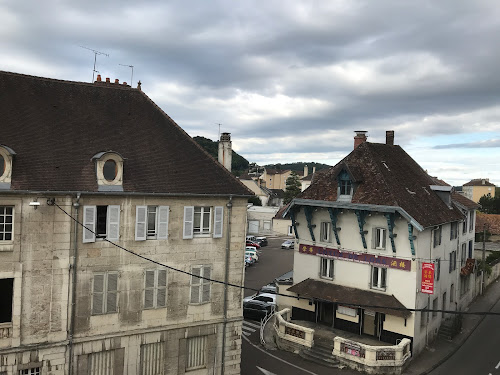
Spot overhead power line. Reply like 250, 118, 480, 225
49, 200, 500, 317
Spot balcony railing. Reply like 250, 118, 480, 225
0, 323, 13, 339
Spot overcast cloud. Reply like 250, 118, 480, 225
1, 0, 499, 186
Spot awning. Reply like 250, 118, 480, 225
288, 278, 411, 318
461, 258, 475, 276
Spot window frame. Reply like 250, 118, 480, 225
372, 227, 387, 250
319, 257, 334, 280
433, 226, 442, 248
461, 243, 467, 266
370, 266, 387, 291
435, 258, 441, 281
0, 278, 14, 324
186, 336, 207, 370
190, 265, 211, 304
450, 222, 458, 240
0, 206, 14, 242
83, 205, 120, 243
92, 271, 119, 315
194, 207, 212, 236
144, 269, 168, 309
320, 222, 331, 243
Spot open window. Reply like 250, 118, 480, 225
0, 278, 13, 324
83, 205, 120, 243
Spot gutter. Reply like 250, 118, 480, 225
68, 193, 80, 375
221, 195, 233, 375
0, 190, 252, 198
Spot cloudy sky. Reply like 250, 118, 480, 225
2, 0, 499, 186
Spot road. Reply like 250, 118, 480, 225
430, 297, 500, 375
240, 237, 358, 375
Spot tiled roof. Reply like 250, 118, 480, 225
476, 212, 500, 234
269, 189, 285, 198
452, 192, 480, 210
273, 203, 290, 219
0, 71, 252, 196
299, 142, 476, 228
288, 278, 410, 318
463, 179, 496, 187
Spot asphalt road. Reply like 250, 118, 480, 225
241, 237, 359, 375
429, 297, 500, 375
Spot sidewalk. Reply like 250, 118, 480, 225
404, 278, 500, 375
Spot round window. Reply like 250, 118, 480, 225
0, 154, 4, 176
103, 160, 117, 181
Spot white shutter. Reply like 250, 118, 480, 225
106, 272, 118, 313
106, 205, 120, 241
135, 206, 147, 241
92, 273, 105, 314
144, 270, 155, 309
202, 266, 211, 303
157, 269, 167, 307
213, 206, 223, 238
83, 205, 96, 243
190, 267, 201, 303
183, 206, 194, 239
157, 206, 169, 240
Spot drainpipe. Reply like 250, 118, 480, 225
68, 193, 81, 375
221, 195, 233, 375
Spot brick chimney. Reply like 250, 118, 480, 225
218, 133, 232, 172
96, 74, 102, 82
386, 130, 395, 145
354, 131, 368, 149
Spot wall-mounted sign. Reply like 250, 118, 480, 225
299, 244, 411, 272
421, 263, 435, 294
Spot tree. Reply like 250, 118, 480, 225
478, 195, 500, 214
284, 171, 301, 204
248, 196, 262, 206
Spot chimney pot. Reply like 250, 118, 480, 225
137, 81, 142, 91
96, 74, 102, 82
386, 130, 395, 146
304, 165, 308, 177
354, 131, 368, 149
106, 77, 110, 83
123, 82, 127, 86
115, 79, 119, 84
218, 133, 232, 172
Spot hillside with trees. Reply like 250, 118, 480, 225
264, 162, 331, 173
193, 136, 249, 175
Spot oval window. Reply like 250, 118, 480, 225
0, 155, 4, 176
103, 160, 117, 181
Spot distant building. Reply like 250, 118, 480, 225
463, 178, 496, 203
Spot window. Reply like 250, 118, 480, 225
187, 336, 207, 370
435, 258, 441, 281
103, 160, 117, 181
92, 151, 124, 191
135, 206, 169, 240
371, 266, 387, 290
190, 266, 211, 304
141, 342, 166, 375
183, 206, 223, 239
372, 227, 386, 250
320, 222, 331, 242
421, 305, 427, 329
320, 258, 334, 279
460, 275, 470, 296
432, 297, 438, 318
83, 205, 120, 243
19, 369, 40, 375
92, 272, 118, 315
0, 206, 13, 241
469, 211, 474, 232
461, 243, 467, 266
449, 251, 457, 272
450, 284, 455, 302
463, 214, 468, 234
433, 226, 442, 248
0, 146, 14, 188
144, 269, 167, 309
450, 222, 458, 240
337, 170, 353, 200
468, 240, 473, 259
337, 305, 357, 317
263, 220, 271, 231
339, 180, 352, 195
0, 278, 14, 324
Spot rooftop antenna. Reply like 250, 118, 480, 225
80, 46, 109, 82
216, 123, 222, 140
119, 64, 134, 85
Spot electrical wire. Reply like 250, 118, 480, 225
51, 201, 500, 316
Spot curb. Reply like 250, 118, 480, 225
417, 281, 500, 375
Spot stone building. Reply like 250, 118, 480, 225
0, 71, 251, 375
278, 131, 478, 358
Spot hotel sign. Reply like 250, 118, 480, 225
421, 262, 435, 294
299, 244, 411, 272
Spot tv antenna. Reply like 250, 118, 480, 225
216, 123, 222, 140
119, 64, 134, 86
80, 46, 109, 82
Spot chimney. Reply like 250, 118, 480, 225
218, 132, 232, 172
115, 79, 119, 84
106, 77, 110, 83
304, 165, 308, 177
354, 131, 368, 149
96, 74, 102, 82
137, 81, 142, 91
312, 166, 316, 174
386, 130, 395, 145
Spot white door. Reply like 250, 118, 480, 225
248, 220, 259, 233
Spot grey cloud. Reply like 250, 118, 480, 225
434, 139, 500, 149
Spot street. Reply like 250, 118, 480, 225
240, 237, 358, 375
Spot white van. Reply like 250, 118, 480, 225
246, 235, 257, 242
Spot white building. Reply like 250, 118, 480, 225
278, 131, 478, 356
0, 71, 251, 375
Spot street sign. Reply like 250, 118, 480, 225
421, 262, 435, 294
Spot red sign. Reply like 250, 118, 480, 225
299, 244, 411, 272
421, 263, 435, 294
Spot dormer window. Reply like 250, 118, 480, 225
337, 170, 353, 201
0, 145, 15, 190
92, 151, 124, 191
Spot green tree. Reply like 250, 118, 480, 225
284, 171, 301, 204
248, 196, 262, 206
478, 195, 500, 214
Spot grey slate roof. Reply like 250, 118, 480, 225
0, 71, 252, 196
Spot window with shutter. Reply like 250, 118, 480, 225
157, 269, 167, 307
183, 206, 194, 239
84, 205, 121, 242
144, 269, 167, 309
190, 266, 211, 304
106, 272, 118, 313
144, 270, 155, 309
202, 266, 211, 303
92, 273, 105, 314
157, 206, 169, 240
92, 272, 118, 315
135, 206, 147, 241
106, 205, 120, 240
213, 206, 223, 238
83, 205, 96, 243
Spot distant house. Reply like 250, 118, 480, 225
247, 206, 280, 235
272, 204, 293, 237
463, 178, 496, 203
238, 173, 271, 206
278, 130, 478, 359
260, 168, 304, 191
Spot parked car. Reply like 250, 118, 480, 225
243, 292, 277, 305
243, 300, 273, 320
256, 237, 268, 247
281, 240, 294, 249
259, 283, 277, 295
246, 235, 257, 242
246, 241, 261, 249
245, 254, 255, 266
245, 250, 259, 262
245, 246, 260, 255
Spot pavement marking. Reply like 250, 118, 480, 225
242, 327, 256, 335
242, 335, 318, 375
242, 331, 251, 337
256, 366, 277, 375
496, 361, 500, 369
244, 320, 262, 329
